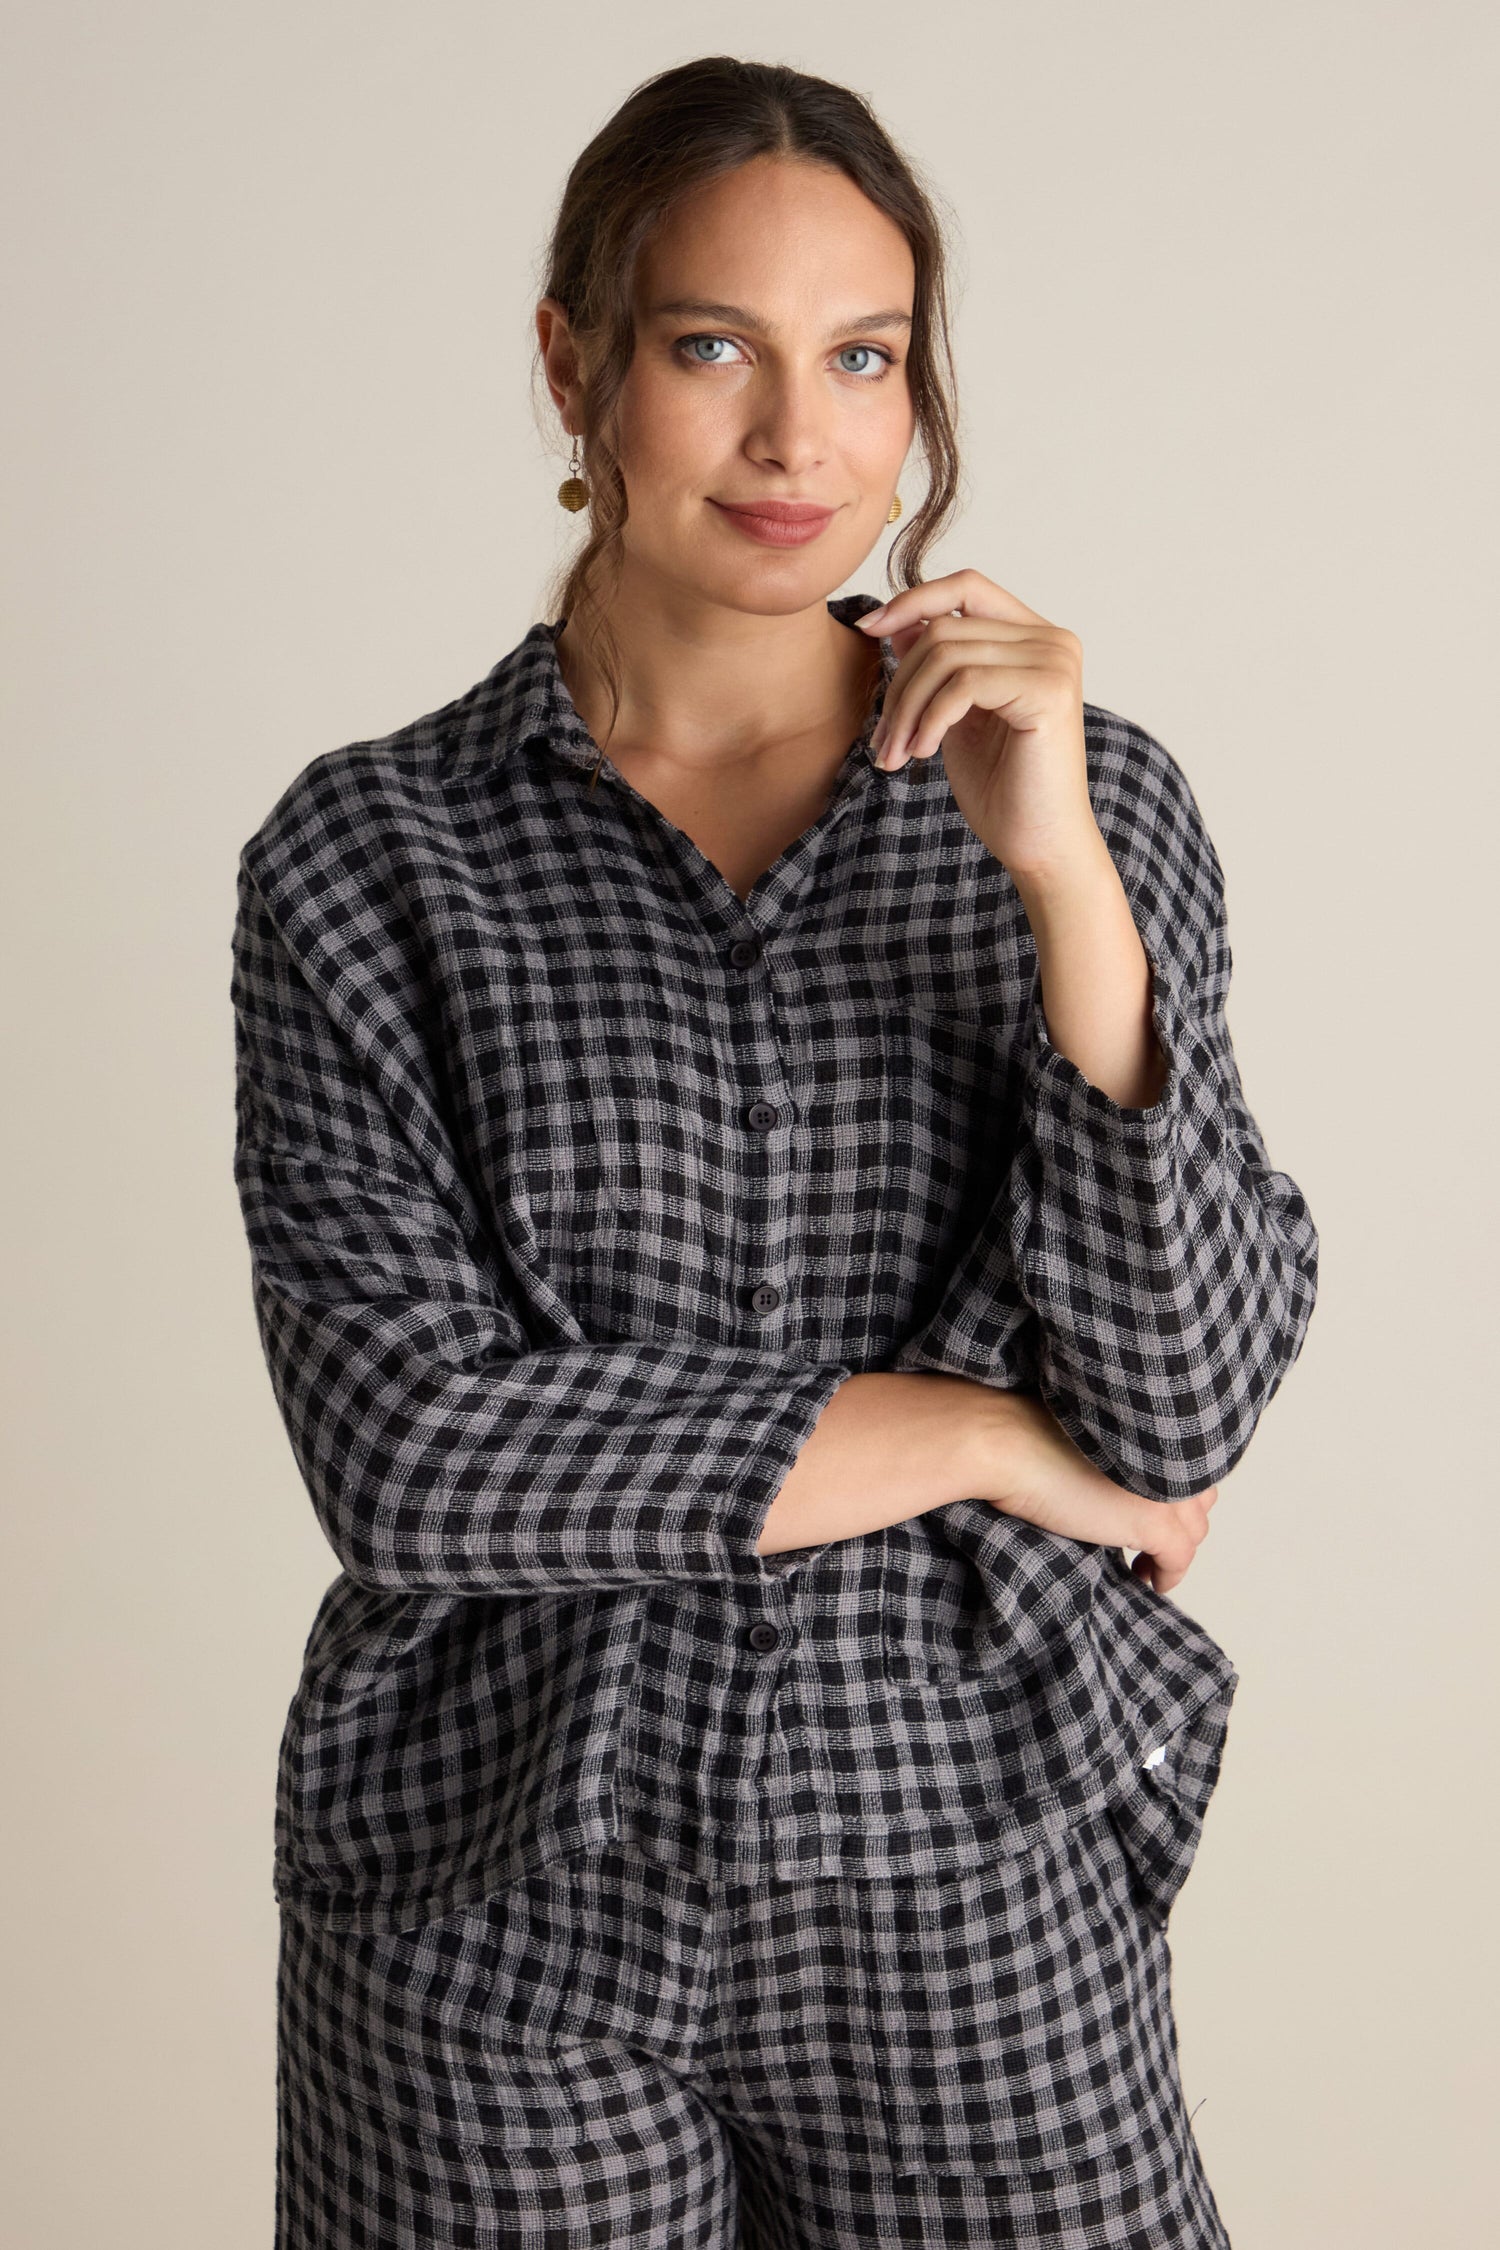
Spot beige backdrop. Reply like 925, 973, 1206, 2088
5, 3, 1495, 2242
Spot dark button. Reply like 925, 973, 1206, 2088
749, 1281, 782, 1315
746, 1100, 779, 1132
748, 1621, 782, 1652
729, 937, 762, 967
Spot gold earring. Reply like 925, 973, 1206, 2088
558, 434, 588, 513
886, 492, 903, 524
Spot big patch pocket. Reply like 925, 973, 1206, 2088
280, 1885, 647, 2156
849, 1809, 1192, 2179
283, 1851, 712, 2157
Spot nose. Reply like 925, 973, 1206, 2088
744, 367, 832, 478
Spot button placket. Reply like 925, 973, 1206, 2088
741, 1080, 798, 1329
722, 922, 799, 1343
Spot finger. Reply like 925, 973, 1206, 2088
873, 633, 1046, 747
857, 568, 1050, 634
875, 615, 1064, 706
874, 641, 979, 761
877, 645, 1058, 767
896, 665, 1045, 767
874, 614, 1063, 689
882, 614, 1062, 649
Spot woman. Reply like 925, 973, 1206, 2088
236, 55, 1319, 2249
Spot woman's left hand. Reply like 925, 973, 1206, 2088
858, 567, 1099, 882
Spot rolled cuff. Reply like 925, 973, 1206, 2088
720, 1356, 854, 1586
1021, 935, 1194, 1148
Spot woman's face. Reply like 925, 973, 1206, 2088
602, 156, 917, 614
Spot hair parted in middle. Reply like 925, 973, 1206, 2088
533, 54, 966, 758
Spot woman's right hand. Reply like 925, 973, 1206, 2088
970, 1389, 1218, 1598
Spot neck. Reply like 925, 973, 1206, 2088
554, 577, 881, 773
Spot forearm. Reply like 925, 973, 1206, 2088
758, 1373, 1175, 1570
756, 1371, 1003, 1555
1013, 834, 1169, 1113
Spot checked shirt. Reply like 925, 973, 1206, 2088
231, 590, 1319, 1935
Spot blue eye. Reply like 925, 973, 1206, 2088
679, 336, 743, 365
673, 335, 895, 380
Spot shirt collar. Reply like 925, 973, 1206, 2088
446, 591, 904, 783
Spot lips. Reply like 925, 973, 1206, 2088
711, 500, 837, 524
708, 498, 840, 547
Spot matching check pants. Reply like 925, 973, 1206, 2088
275, 1810, 1233, 2248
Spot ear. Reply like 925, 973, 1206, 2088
536, 298, 587, 414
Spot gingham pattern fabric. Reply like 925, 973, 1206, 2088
232, 590, 1318, 1933
275, 1826, 1233, 2247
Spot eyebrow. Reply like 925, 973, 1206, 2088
646, 297, 912, 339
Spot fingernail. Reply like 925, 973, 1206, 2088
858, 605, 888, 629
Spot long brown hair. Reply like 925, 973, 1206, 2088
532, 56, 965, 760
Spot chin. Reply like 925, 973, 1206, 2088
701, 553, 856, 609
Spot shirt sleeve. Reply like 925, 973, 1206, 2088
892, 729, 1320, 1500
231, 859, 849, 1595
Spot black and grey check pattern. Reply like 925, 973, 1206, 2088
232, 590, 1318, 1933
275, 1825, 1233, 2246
